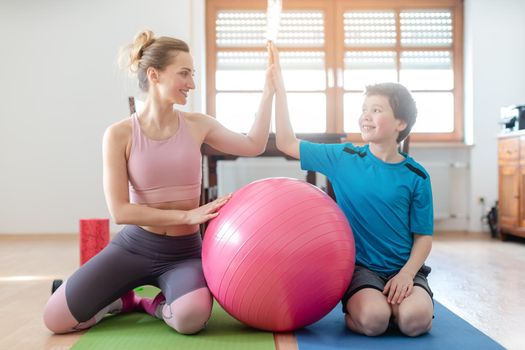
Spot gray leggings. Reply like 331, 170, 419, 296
65, 225, 207, 322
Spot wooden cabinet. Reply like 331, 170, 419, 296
498, 133, 525, 239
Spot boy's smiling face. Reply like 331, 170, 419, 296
359, 94, 407, 145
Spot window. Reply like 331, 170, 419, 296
206, 0, 464, 142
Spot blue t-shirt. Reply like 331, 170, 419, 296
300, 141, 433, 276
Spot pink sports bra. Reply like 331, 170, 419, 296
127, 112, 202, 204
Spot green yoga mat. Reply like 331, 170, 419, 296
71, 286, 275, 350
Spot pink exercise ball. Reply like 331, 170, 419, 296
202, 177, 355, 331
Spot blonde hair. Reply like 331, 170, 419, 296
119, 30, 190, 91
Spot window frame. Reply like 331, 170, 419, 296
206, 0, 464, 143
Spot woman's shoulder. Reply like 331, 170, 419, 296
180, 111, 219, 133
104, 116, 133, 142
180, 111, 213, 123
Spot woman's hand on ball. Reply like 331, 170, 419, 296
185, 194, 232, 225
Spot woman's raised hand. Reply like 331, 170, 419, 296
264, 42, 276, 94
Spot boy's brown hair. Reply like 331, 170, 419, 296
365, 83, 417, 143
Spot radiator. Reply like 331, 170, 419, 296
216, 158, 307, 195
216, 159, 469, 221
419, 161, 469, 220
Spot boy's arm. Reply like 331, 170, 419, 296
400, 234, 432, 278
384, 234, 432, 304
270, 42, 301, 159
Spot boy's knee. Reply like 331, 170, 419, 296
348, 308, 390, 336
397, 309, 432, 337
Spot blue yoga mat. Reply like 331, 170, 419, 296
295, 301, 504, 350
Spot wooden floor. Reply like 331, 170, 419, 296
0, 232, 523, 350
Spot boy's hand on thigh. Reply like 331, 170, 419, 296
383, 272, 414, 304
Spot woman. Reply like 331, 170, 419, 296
43, 30, 274, 334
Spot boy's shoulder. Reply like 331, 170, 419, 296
404, 156, 430, 181
301, 140, 349, 154
340, 142, 366, 154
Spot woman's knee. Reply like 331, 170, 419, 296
43, 282, 83, 334
162, 289, 212, 334
163, 304, 211, 334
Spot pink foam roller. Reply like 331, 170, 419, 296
202, 177, 355, 331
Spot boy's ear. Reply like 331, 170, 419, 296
397, 119, 408, 132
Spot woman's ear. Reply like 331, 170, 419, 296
146, 67, 159, 85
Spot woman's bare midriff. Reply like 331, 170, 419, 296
140, 197, 201, 236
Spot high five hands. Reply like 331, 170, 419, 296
266, 41, 285, 93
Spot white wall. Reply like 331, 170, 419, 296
1, 0, 524, 234
465, 0, 525, 231
0, 0, 196, 233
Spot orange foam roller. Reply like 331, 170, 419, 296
79, 218, 109, 265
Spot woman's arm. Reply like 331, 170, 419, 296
102, 123, 228, 226
270, 42, 300, 159
203, 46, 275, 157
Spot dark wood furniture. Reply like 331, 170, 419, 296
401, 135, 410, 154
498, 131, 525, 240
201, 133, 346, 203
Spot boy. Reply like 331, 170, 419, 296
269, 43, 434, 337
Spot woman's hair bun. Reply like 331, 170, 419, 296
119, 29, 156, 73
